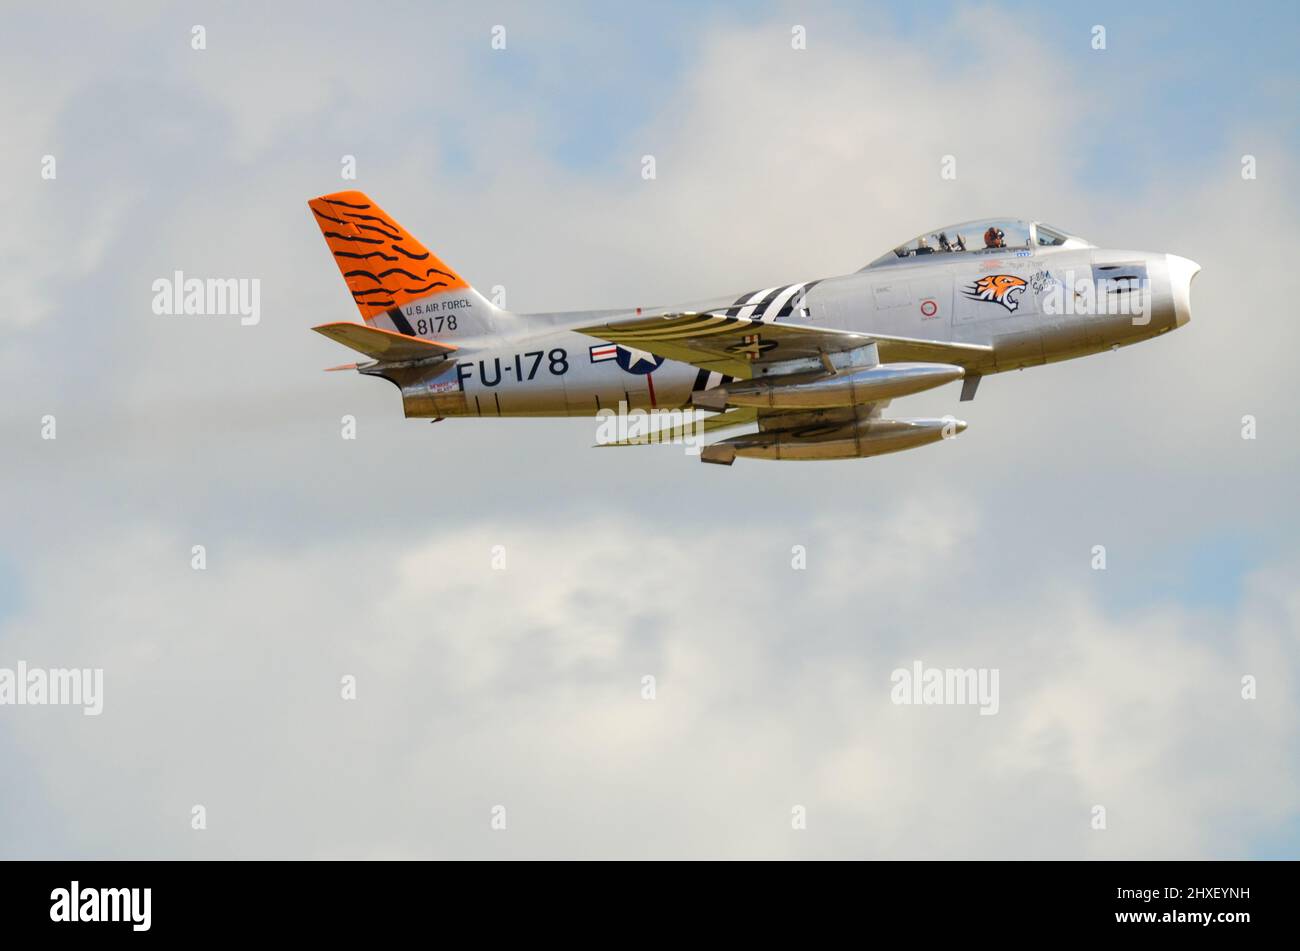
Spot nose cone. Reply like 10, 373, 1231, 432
1166, 254, 1201, 327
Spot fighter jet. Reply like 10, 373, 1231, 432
309, 191, 1199, 464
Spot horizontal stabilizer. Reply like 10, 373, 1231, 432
312, 322, 458, 363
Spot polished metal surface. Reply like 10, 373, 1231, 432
693, 362, 965, 410
702, 416, 966, 464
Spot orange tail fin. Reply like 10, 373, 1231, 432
308, 190, 470, 323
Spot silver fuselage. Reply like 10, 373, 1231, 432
387, 245, 1194, 419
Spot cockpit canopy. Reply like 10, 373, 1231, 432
864, 219, 1090, 269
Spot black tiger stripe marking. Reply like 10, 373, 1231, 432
312, 208, 348, 225
322, 231, 384, 245
343, 267, 423, 282
343, 266, 460, 282
392, 244, 430, 261
325, 199, 372, 210
354, 222, 403, 241
342, 211, 398, 225
354, 286, 449, 299
333, 250, 399, 262
353, 281, 449, 298
398, 282, 448, 294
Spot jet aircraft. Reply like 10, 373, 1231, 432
309, 191, 1198, 464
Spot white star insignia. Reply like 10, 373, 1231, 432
621, 347, 659, 370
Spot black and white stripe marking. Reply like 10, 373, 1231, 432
386, 306, 416, 336
690, 369, 734, 393
725, 281, 821, 323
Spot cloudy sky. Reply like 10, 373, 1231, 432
2, 0, 1297, 859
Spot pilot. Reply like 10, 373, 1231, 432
983, 226, 1006, 249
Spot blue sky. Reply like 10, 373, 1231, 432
451, 1, 1300, 186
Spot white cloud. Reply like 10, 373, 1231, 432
2, 502, 1293, 858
